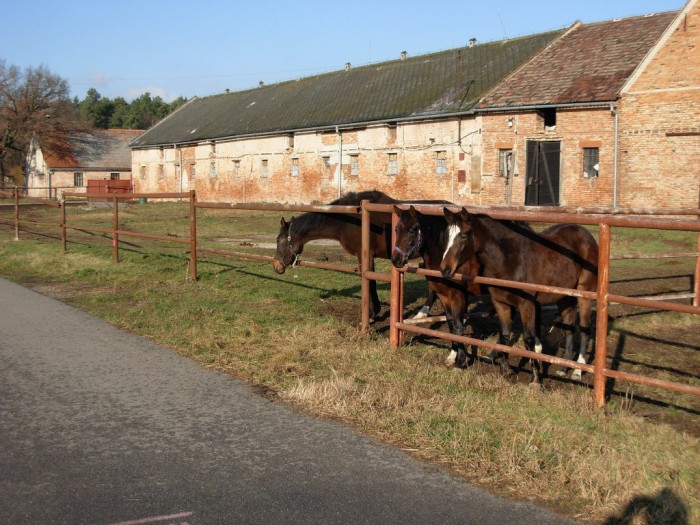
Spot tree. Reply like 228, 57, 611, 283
0, 60, 79, 186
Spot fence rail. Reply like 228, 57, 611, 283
1, 187, 698, 408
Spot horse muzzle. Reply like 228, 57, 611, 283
440, 264, 455, 279
273, 259, 287, 274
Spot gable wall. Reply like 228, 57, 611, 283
618, 1, 700, 209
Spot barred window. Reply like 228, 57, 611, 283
583, 148, 599, 178
110, 172, 120, 180
435, 151, 447, 174
498, 149, 513, 178
73, 172, 83, 187
387, 153, 398, 175
350, 154, 359, 176
291, 158, 299, 177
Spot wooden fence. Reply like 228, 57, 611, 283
1, 187, 699, 408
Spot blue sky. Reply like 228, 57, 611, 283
1, 0, 683, 102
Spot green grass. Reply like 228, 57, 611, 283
0, 201, 698, 523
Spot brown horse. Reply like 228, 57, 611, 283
273, 191, 437, 321
392, 205, 485, 367
440, 208, 598, 384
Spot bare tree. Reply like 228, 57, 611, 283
0, 60, 79, 187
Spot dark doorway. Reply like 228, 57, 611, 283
525, 140, 560, 206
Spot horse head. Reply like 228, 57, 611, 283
391, 205, 423, 268
440, 207, 475, 279
273, 216, 303, 274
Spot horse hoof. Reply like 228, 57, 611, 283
445, 350, 457, 367
412, 311, 428, 320
571, 371, 583, 381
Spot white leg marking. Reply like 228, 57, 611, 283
412, 305, 430, 319
443, 225, 460, 260
534, 341, 543, 354
572, 354, 586, 380
445, 350, 457, 367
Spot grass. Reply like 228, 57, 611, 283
0, 200, 698, 523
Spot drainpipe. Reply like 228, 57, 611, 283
336, 125, 342, 198
610, 103, 619, 208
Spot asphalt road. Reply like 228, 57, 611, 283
0, 277, 577, 524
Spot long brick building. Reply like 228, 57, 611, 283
131, 0, 698, 209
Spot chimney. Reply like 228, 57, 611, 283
469, 38, 476, 47
400, 51, 408, 60
345, 62, 351, 71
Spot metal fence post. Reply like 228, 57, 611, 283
189, 190, 198, 281
361, 200, 370, 331
389, 211, 403, 348
594, 222, 611, 407
112, 196, 119, 263
13, 186, 19, 241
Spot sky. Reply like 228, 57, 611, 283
1, 0, 684, 103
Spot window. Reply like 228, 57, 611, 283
498, 149, 513, 178
541, 107, 556, 129
73, 172, 83, 187
233, 160, 240, 178
583, 148, 599, 178
387, 153, 398, 175
349, 154, 359, 176
261, 159, 269, 178
435, 151, 447, 174
190, 163, 196, 179
209, 160, 217, 179
291, 157, 299, 177
321, 156, 331, 175
110, 172, 120, 180
139, 166, 146, 180
157, 164, 164, 180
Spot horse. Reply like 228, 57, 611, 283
440, 207, 598, 385
391, 205, 486, 367
273, 190, 437, 321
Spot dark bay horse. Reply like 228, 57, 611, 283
273, 191, 436, 321
391, 205, 485, 367
440, 208, 598, 384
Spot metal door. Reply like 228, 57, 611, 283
525, 141, 560, 206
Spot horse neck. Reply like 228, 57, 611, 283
293, 213, 344, 243
417, 214, 447, 270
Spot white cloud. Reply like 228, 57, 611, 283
124, 85, 182, 103
89, 69, 111, 88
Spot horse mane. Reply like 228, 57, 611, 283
291, 190, 394, 237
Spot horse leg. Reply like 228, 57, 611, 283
572, 298, 594, 381
519, 302, 543, 386
413, 280, 438, 319
450, 292, 471, 368
555, 301, 577, 378
362, 255, 381, 322
491, 300, 512, 374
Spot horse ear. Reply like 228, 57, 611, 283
409, 205, 418, 219
393, 205, 402, 216
443, 207, 454, 221
280, 217, 287, 227
459, 207, 470, 220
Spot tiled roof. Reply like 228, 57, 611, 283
43, 129, 142, 170
477, 11, 678, 109
131, 31, 560, 148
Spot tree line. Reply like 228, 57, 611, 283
0, 59, 186, 186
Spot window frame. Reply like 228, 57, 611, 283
387, 152, 398, 176
582, 147, 599, 178
73, 171, 83, 187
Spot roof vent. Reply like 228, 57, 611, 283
345, 62, 351, 71
400, 51, 408, 60
469, 38, 476, 47
259, 81, 264, 87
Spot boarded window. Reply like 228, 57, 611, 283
74, 172, 83, 187
583, 148, 599, 178
498, 149, 513, 178
387, 153, 398, 175
435, 151, 447, 174
261, 159, 269, 178
350, 154, 359, 176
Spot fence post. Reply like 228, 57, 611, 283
361, 200, 370, 331
594, 222, 611, 408
13, 186, 19, 241
112, 196, 119, 263
389, 211, 403, 348
694, 225, 699, 307
60, 196, 67, 252
189, 190, 197, 281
